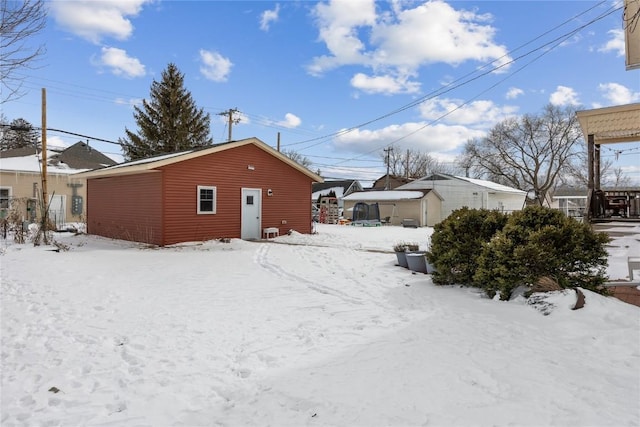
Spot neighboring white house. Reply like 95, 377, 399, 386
342, 189, 443, 227
396, 174, 527, 220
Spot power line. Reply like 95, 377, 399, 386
295, 1, 623, 170
284, 1, 618, 151
5, 1, 625, 171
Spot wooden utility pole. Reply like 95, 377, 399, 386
383, 147, 393, 190
218, 108, 240, 141
41, 88, 48, 233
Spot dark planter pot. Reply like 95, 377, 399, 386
395, 251, 409, 268
426, 259, 436, 274
406, 251, 428, 273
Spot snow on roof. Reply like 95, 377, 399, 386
312, 186, 345, 200
108, 151, 193, 169
342, 190, 425, 201
0, 152, 88, 174
402, 174, 526, 194
453, 176, 526, 194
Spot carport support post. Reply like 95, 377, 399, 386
587, 134, 594, 222
586, 134, 601, 222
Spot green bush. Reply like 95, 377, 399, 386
427, 207, 508, 286
474, 206, 610, 300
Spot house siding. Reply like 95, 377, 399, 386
159, 144, 312, 245
87, 173, 163, 245
0, 170, 86, 226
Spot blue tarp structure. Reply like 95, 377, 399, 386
351, 202, 381, 226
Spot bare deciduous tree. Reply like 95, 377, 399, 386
381, 145, 456, 179
0, 0, 47, 103
281, 148, 313, 169
610, 166, 633, 188
561, 150, 632, 190
462, 104, 582, 205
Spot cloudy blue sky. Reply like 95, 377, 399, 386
3, 0, 639, 183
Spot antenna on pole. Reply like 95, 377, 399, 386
218, 108, 241, 141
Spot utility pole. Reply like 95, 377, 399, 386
383, 147, 393, 190
41, 88, 48, 237
218, 108, 240, 141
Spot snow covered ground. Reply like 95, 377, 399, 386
1, 223, 638, 426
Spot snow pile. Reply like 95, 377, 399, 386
1, 224, 638, 426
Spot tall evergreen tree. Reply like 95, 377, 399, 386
0, 117, 39, 151
120, 63, 213, 161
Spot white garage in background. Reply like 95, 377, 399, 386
396, 174, 527, 220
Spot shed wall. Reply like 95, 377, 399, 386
424, 193, 442, 226
343, 195, 441, 227
87, 173, 163, 245
160, 144, 312, 245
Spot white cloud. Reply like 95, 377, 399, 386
96, 47, 146, 78
333, 122, 485, 156
46, 136, 68, 150
260, 4, 280, 31
199, 50, 233, 82
115, 97, 143, 107
598, 29, 625, 57
598, 82, 640, 105
307, 0, 377, 76
549, 86, 580, 106
506, 87, 524, 100
418, 98, 518, 128
276, 113, 302, 128
50, 0, 152, 44
370, 1, 510, 69
350, 72, 420, 95
308, 0, 511, 93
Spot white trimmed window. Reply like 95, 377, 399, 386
0, 187, 11, 209
197, 186, 216, 214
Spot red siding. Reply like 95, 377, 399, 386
161, 144, 313, 245
87, 173, 163, 245
85, 143, 314, 246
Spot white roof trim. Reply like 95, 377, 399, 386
343, 190, 427, 201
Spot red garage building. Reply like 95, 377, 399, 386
76, 137, 323, 246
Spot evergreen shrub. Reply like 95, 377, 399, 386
427, 207, 508, 286
474, 206, 610, 300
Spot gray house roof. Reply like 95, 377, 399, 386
313, 179, 363, 195
0, 142, 117, 172
50, 142, 118, 170
398, 173, 526, 194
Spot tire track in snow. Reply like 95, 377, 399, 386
254, 244, 364, 306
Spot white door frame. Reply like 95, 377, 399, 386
240, 188, 262, 240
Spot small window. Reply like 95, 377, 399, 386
0, 188, 10, 209
197, 186, 216, 214
246, 195, 254, 205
